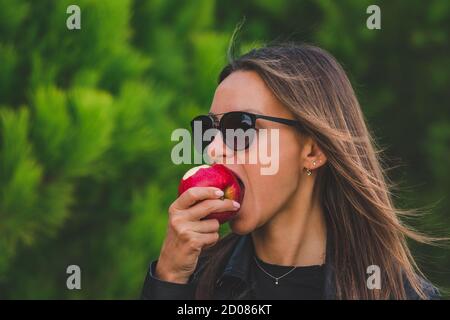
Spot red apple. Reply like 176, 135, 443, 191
178, 164, 245, 224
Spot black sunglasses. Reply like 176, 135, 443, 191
190, 111, 302, 152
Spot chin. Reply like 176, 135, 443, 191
228, 212, 255, 235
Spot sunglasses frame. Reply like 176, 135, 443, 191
190, 111, 304, 152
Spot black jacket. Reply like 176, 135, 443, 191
141, 233, 440, 300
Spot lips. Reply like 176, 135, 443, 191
228, 168, 245, 197
225, 168, 246, 222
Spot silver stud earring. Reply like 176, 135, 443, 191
312, 160, 317, 167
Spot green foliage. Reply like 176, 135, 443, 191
0, 0, 448, 298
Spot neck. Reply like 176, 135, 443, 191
251, 181, 327, 267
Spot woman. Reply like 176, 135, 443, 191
141, 43, 439, 300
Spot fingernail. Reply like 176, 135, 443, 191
232, 201, 240, 208
215, 190, 224, 197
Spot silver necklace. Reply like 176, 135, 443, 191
253, 256, 297, 285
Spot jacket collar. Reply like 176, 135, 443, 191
221, 234, 254, 282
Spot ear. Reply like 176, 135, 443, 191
301, 137, 327, 171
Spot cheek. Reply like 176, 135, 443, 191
231, 133, 301, 233
230, 168, 299, 234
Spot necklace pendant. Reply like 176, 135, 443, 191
275, 279, 279, 285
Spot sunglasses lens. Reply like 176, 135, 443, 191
221, 112, 256, 151
190, 115, 213, 154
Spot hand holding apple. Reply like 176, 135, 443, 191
155, 167, 243, 284
178, 164, 245, 224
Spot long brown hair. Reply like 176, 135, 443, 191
196, 43, 436, 299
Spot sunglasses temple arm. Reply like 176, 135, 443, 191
255, 114, 302, 129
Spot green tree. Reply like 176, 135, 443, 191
0, 0, 448, 298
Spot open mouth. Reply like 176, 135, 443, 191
228, 169, 245, 202
237, 176, 245, 192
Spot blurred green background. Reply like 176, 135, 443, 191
0, 0, 449, 299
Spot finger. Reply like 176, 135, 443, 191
184, 199, 240, 221
197, 232, 220, 248
189, 219, 220, 234
175, 187, 224, 209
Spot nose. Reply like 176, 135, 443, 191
206, 130, 233, 164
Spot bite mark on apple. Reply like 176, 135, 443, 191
182, 164, 210, 180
